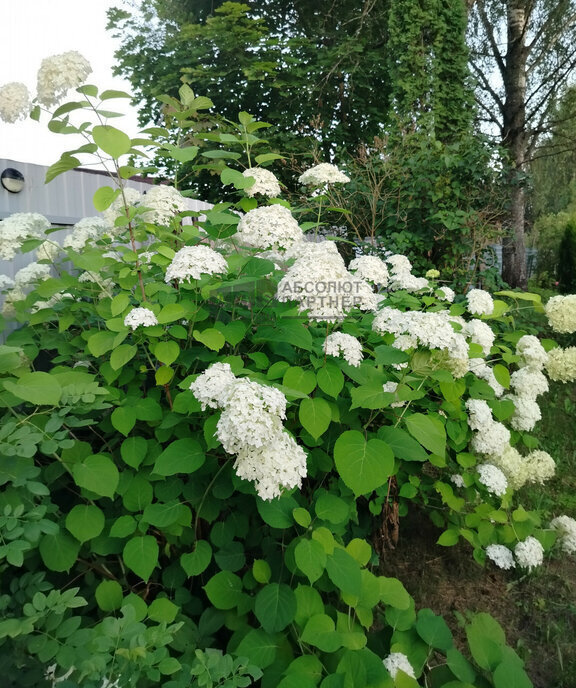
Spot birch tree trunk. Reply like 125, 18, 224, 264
501, 1, 528, 287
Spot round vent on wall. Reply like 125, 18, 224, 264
1, 168, 25, 193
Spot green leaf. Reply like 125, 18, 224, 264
111, 407, 136, 436
157, 303, 188, 324
326, 548, 362, 597
110, 293, 131, 316
72, 454, 119, 498
255, 583, 296, 633
379, 577, 411, 609
45, 155, 80, 183
87, 331, 118, 356
221, 166, 252, 189
123, 536, 159, 582
295, 539, 327, 583
283, 367, 317, 395
416, 608, 453, 650
181, 540, 212, 577
437, 529, 460, 546
204, 571, 243, 609
446, 648, 476, 684
148, 598, 179, 623
154, 341, 180, 365
120, 436, 148, 468
257, 494, 298, 528
334, 431, 394, 497
93, 186, 121, 212
378, 427, 428, 462
405, 413, 446, 457
93, 125, 132, 158
493, 658, 532, 688
316, 364, 345, 397
110, 344, 138, 370
253, 559, 272, 584
235, 629, 278, 668
465, 614, 504, 671
143, 501, 188, 528
350, 383, 391, 410
39, 534, 80, 572
299, 397, 331, 438
95, 580, 123, 612
65, 505, 105, 543
170, 145, 199, 163
152, 438, 205, 476
492, 364, 510, 389
315, 493, 349, 524
100, 88, 132, 100
4, 372, 62, 406
193, 328, 226, 351
301, 614, 342, 652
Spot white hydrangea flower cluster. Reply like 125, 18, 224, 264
487, 538, 545, 571
64, 217, 112, 251
276, 242, 379, 322
466, 288, 494, 316
463, 319, 495, 356
477, 463, 508, 496
373, 307, 469, 375
242, 168, 281, 197
36, 240, 61, 263
189, 363, 238, 411
516, 335, 548, 369
124, 307, 159, 330
485, 544, 516, 569
487, 444, 555, 491
217, 379, 287, 454
348, 255, 389, 287
503, 335, 549, 432
386, 254, 429, 292
506, 396, 542, 432
437, 285, 455, 302
550, 515, 576, 555
514, 536, 544, 571
510, 367, 549, 399
235, 205, 303, 252
545, 294, 576, 334
1, 288, 25, 317
383, 652, 416, 680
165, 245, 228, 283
0, 275, 15, 291
102, 188, 143, 228
323, 332, 363, 367
298, 163, 350, 186
465, 399, 511, 456
0, 212, 51, 260
189, 364, 307, 500
36, 51, 92, 107
545, 346, 576, 382
142, 186, 188, 225
14, 262, 51, 286
0, 82, 31, 123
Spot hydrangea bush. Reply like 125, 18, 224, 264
0, 61, 575, 688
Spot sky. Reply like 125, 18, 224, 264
0, 0, 141, 166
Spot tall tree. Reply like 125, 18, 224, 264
107, 0, 391, 158
531, 85, 576, 218
468, 0, 576, 288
